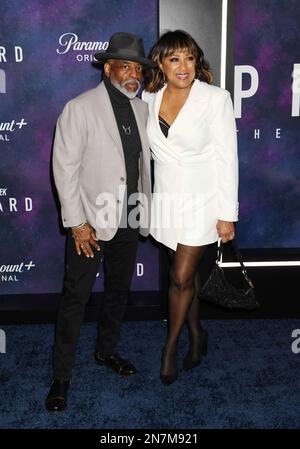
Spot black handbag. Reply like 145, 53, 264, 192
201, 238, 259, 310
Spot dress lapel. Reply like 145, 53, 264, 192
154, 80, 205, 138
154, 84, 167, 135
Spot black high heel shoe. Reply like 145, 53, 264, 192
160, 348, 178, 385
183, 329, 208, 371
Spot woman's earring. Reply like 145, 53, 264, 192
163, 72, 166, 85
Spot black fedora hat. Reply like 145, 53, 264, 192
94, 32, 154, 67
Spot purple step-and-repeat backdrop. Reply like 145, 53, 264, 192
1, 0, 300, 298
234, 0, 300, 248
0, 0, 159, 295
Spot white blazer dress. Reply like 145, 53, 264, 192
142, 79, 239, 251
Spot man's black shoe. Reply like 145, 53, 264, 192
45, 379, 70, 412
95, 352, 137, 376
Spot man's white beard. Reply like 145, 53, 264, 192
110, 77, 141, 99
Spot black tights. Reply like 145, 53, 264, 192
161, 244, 206, 376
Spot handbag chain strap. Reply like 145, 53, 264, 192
216, 238, 255, 288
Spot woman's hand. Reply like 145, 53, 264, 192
216, 220, 235, 243
72, 223, 101, 258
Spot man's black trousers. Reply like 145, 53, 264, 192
52, 226, 139, 380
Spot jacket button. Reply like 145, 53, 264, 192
116, 200, 121, 203
120, 177, 125, 182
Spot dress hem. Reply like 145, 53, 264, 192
150, 231, 219, 251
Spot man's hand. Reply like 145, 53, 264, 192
216, 220, 235, 243
72, 223, 101, 258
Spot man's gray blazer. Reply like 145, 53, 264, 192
53, 81, 151, 241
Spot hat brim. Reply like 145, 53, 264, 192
94, 51, 155, 68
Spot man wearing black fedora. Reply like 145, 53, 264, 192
45, 32, 153, 412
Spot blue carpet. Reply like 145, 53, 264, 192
0, 319, 299, 429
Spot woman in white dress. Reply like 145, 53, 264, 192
142, 30, 239, 385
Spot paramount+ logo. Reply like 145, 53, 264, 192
0, 261, 36, 283
56, 32, 108, 62
0, 118, 28, 142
